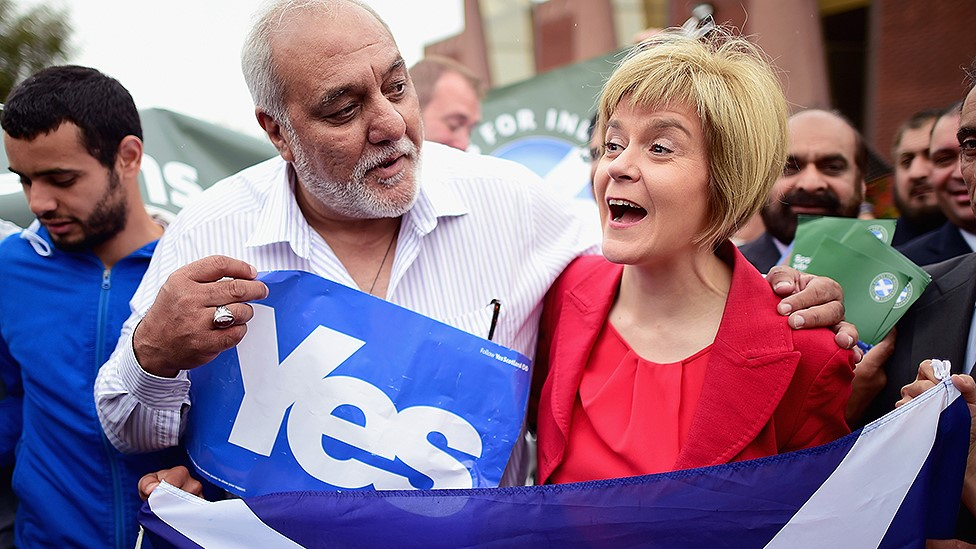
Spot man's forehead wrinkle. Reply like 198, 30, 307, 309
271, 35, 397, 106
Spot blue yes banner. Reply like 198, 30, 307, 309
183, 271, 531, 496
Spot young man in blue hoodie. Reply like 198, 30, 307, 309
0, 65, 181, 549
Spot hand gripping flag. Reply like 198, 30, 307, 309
142, 375, 969, 548
182, 271, 532, 495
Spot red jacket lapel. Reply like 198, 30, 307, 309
673, 244, 800, 470
536, 257, 622, 482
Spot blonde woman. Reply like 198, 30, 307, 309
533, 28, 855, 484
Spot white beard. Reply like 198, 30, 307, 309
289, 129, 422, 219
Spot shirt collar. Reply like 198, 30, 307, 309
242, 145, 471, 251
959, 226, 976, 253
245, 159, 312, 259
404, 144, 469, 236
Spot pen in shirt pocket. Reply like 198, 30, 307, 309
488, 299, 501, 341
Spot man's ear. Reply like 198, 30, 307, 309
116, 135, 143, 179
256, 108, 294, 162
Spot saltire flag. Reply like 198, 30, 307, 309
183, 271, 532, 496
140, 376, 970, 548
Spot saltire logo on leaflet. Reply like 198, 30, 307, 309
144, 378, 969, 548
894, 281, 914, 310
870, 272, 898, 303
182, 270, 530, 497
866, 223, 891, 242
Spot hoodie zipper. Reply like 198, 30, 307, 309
96, 267, 126, 549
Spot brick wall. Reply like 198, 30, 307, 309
867, 1, 976, 157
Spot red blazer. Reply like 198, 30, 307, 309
531, 243, 855, 484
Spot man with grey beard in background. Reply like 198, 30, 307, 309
741, 109, 866, 273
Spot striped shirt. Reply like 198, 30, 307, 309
94, 142, 599, 482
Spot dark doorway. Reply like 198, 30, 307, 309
823, 6, 869, 129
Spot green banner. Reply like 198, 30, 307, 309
471, 52, 619, 203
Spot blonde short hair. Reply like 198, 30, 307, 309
597, 27, 788, 249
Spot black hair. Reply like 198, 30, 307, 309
1, 65, 141, 168
892, 108, 942, 153
940, 100, 963, 120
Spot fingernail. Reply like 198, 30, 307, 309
790, 314, 805, 328
777, 302, 792, 315
774, 281, 792, 292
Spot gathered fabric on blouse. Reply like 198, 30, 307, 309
550, 321, 710, 484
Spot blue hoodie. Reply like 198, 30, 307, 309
0, 223, 181, 549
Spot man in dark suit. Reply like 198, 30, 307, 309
855, 86, 976, 542
896, 104, 974, 265
741, 109, 866, 272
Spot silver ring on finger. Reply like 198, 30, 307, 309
213, 305, 235, 329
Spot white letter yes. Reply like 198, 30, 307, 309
227, 304, 482, 489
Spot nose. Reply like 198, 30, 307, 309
907, 155, 931, 181
605, 147, 639, 183
449, 129, 470, 151
25, 182, 57, 217
367, 96, 407, 145
952, 156, 964, 182
793, 164, 828, 192
443, 132, 470, 151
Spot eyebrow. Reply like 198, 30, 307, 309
899, 146, 927, 156
607, 116, 693, 138
319, 86, 348, 107
815, 154, 849, 164
387, 56, 406, 78
785, 153, 849, 167
958, 125, 976, 144
318, 56, 407, 107
444, 113, 473, 122
7, 167, 76, 178
932, 144, 960, 157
